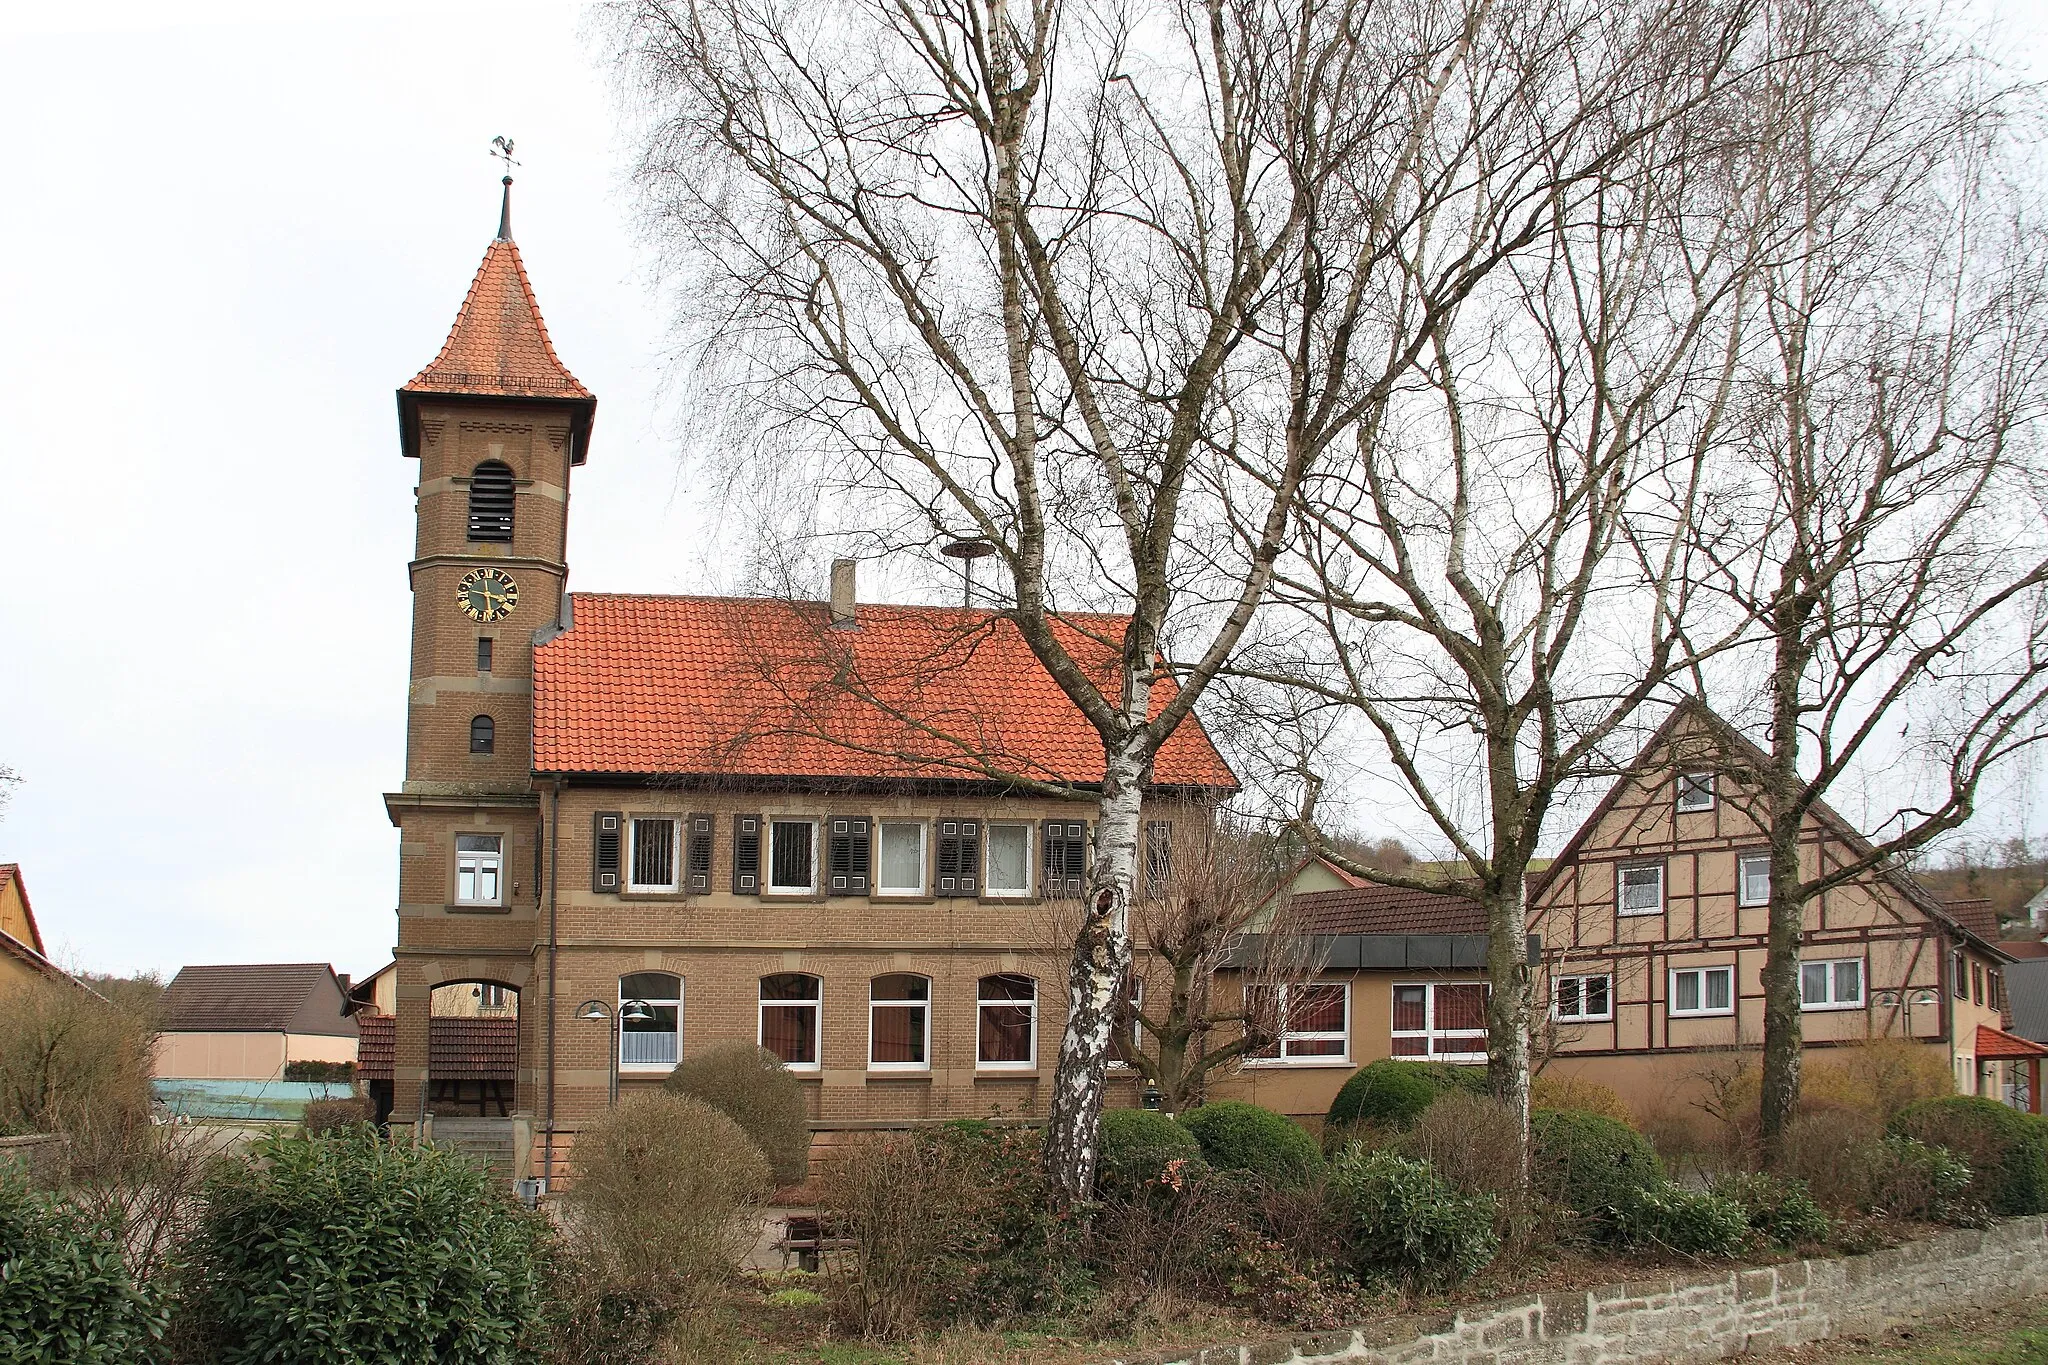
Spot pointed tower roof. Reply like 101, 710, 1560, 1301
397, 179, 596, 462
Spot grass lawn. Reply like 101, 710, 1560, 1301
1754, 1297, 2048, 1364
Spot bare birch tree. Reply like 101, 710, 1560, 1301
607, 0, 1767, 1197
1704, 0, 2048, 1156
1238, 11, 1774, 1149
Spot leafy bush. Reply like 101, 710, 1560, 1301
1612, 1184, 1749, 1258
1862, 1136, 1979, 1224
1712, 1172, 1830, 1246
300, 1096, 373, 1135
282, 1060, 356, 1083
570, 1093, 772, 1286
1891, 1096, 2048, 1216
0, 1171, 162, 1364
1326, 1146, 1498, 1289
181, 1126, 550, 1363
822, 1124, 1088, 1337
1326, 1059, 1488, 1131
1177, 1102, 1322, 1188
665, 1043, 813, 1187
1801, 1038, 1954, 1123
1530, 1109, 1663, 1239
1394, 1091, 1538, 1250
1530, 1072, 1633, 1124
1096, 1108, 1202, 1201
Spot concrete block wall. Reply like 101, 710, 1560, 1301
1115, 1216, 2048, 1365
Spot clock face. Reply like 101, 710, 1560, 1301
457, 568, 519, 622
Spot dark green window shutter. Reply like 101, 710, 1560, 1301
593, 811, 622, 894
936, 818, 979, 895
733, 814, 762, 894
1043, 820, 1088, 898
685, 813, 715, 894
827, 815, 871, 895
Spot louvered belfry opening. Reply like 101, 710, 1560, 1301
466, 460, 515, 542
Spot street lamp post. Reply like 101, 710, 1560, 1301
1871, 987, 1941, 1039
576, 998, 654, 1107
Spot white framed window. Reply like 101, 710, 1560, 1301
984, 823, 1032, 898
1676, 771, 1716, 813
1800, 958, 1863, 1011
628, 817, 679, 892
1248, 982, 1354, 1064
875, 821, 927, 897
455, 834, 503, 905
1737, 854, 1771, 908
1670, 965, 1734, 1017
760, 973, 822, 1069
1552, 973, 1613, 1022
868, 974, 930, 1070
1385, 982, 1484, 1063
976, 973, 1037, 1068
767, 819, 817, 895
619, 972, 681, 1070
1618, 861, 1665, 916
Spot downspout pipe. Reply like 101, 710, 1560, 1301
544, 775, 562, 1186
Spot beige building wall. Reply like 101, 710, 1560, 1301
153, 1030, 358, 1080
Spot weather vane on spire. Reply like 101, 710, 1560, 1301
490, 136, 520, 242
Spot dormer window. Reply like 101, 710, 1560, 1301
466, 460, 515, 542
1676, 771, 1715, 813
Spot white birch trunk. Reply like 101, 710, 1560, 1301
1042, 736, 1148, 1202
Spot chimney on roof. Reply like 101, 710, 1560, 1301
830, 558, 858, 628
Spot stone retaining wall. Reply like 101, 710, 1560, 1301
1114, 1216, 2048, 1365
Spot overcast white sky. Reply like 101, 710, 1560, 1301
3, 2, 2045, 982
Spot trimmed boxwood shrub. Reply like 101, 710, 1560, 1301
1531, 1109, 1663, 1236
1890, 1096, 2048, 1216
1097, 1108, 1203, 1200
0, 1172, 162, 1364
1326, 1059, 1489, 1131
1326, 1146, 1498, 1288
182, 1126, 551, 1363
665, 1043, 813, 1187
1177, 1102, 1322, 1188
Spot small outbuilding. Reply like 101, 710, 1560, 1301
153, 963, 358, 1081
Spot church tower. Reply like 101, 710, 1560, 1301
383, 177, 595, 1143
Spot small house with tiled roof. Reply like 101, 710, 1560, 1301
153, 963, 358, 1081
382, 182, 1236, 1184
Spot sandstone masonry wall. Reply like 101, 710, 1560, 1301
1116, 1216, 2048, 1365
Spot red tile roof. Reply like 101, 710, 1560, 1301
402, 237, 590, 403
532, 595, 1238, 790
1975, 1023, 2048, 1060
1293, 883, 1484, 936
352, 1015, 517, 1082
1999, 940, 2048, 961
1944, 898, 2001, 942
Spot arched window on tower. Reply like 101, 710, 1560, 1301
467, 460, 515, 542
470, 715, 495, 754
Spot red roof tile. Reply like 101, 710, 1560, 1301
1999, 940, 2048, 961
532, 595, 1238, 789
403, 237, 591, 402
352, 1015, 518, 1082
1945, 898, 2001, 943
1975, 1023, 2048, 1060
1293, 884, 1484, 936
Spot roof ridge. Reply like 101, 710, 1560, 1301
567, 590, 1130, 622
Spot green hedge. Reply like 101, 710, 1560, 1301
1530, 1109, 1663, 1238
1613, 1184, 1748, 1257
1891, 1096, 2048, 1216
1096, 1108, 1202, 1200
0, 1172, 162, 1365
1176, 1102, 1322, 1188
182, 1126, 550, 1363
1712, 1172, 1829, 1247
1327, 1059, 1489, 1130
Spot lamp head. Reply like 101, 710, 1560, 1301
620, 999, 655, 1023
576, 999, 611, 1022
